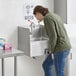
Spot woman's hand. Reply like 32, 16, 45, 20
51, 53, 54, 60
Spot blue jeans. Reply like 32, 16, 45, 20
42, 49, 70, 76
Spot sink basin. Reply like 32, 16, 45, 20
29, 25, 48, 41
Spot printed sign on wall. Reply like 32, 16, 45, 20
23, 1, 35, 20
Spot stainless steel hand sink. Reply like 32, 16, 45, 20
18, 25, 49, 57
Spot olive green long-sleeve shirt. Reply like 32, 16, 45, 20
44, 12, 71, 53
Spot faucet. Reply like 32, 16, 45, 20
28, 20, 35, 34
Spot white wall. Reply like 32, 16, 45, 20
67, 0, 76, 23
0, 0, 53, 76
66, 0, 76, 48
64, 23, 76, 48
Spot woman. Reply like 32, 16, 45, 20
33, 5, 71, 76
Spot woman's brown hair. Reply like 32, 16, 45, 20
33, 5, 49, 16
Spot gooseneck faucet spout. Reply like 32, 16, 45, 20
30, 22, 35, 34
